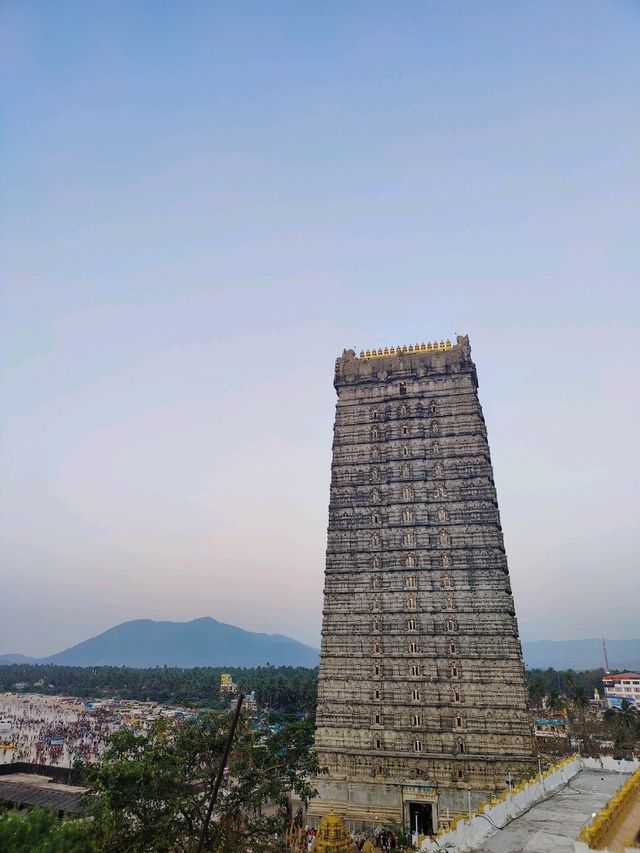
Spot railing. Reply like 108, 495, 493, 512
577, 763, 640, 849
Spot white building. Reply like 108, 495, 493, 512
602, 672, 640, 709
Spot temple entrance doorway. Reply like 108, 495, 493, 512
408, 802, 433, 835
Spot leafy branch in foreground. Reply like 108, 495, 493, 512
84, 711, 324, 852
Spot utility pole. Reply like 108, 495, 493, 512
196, 693, 244, 853
602, 638, 610, 673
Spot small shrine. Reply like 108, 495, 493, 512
310, 811, 355, 853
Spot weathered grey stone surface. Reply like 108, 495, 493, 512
309, 336, 536, 831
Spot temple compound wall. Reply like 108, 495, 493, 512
309, 336, 536, 833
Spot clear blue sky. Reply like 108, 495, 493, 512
1, 1, 639, 656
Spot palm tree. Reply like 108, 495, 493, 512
607, 699, 639, 729
564, 671, 577, 699
547, 691, 567, 713
603, 700, 639, 754
527, 672, 547, 708
572, 688, 589, 714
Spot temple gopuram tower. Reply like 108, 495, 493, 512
309, 336, 535, 834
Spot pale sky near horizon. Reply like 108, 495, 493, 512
1, 1, 639, 657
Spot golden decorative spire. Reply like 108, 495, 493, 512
310, 812, 356, 853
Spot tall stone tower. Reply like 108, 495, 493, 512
309, 336, 535, 834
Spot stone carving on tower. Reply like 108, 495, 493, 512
308, 336, 535, 834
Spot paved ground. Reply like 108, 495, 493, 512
474, 769, 629, 853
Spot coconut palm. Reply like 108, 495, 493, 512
604, 699, 638, 729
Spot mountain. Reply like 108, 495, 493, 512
522, 638, 640, 671
38, 617, 320, 668
4, 625, 639, 672
0, 653, 38, 664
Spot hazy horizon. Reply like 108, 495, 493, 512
3, 615, 640, 661
2, 1, 639, 656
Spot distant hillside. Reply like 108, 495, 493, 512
0, 653, 38, 664
522, 638, 640, 671
39, 618, 320, 668
4, 626, 639, 672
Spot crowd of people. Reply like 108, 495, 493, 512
0, 693, 130, 767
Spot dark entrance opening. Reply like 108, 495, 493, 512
408, 802, 433, 835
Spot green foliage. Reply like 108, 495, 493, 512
0, 712, 323, 852
603, 699, 640, 754
0, 808, 95, 853
0, 663, 318, 719
525, 667, 607, 707
84, 711, 323, 852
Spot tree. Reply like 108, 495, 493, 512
546, 690, 567, 713
85, 710, 324, 852
526, 671, 547, 708
0, 808, 95, 853
564, 671, 577, 698
572, 687, 589, 713
603, 700, 640, 754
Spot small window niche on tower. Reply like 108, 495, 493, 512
399, 382, 407, 396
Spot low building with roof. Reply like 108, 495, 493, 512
602, 672, 640, 709
533, 716, 568, 740
0, 762, 88, 815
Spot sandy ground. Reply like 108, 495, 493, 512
0, 692, 123, 767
